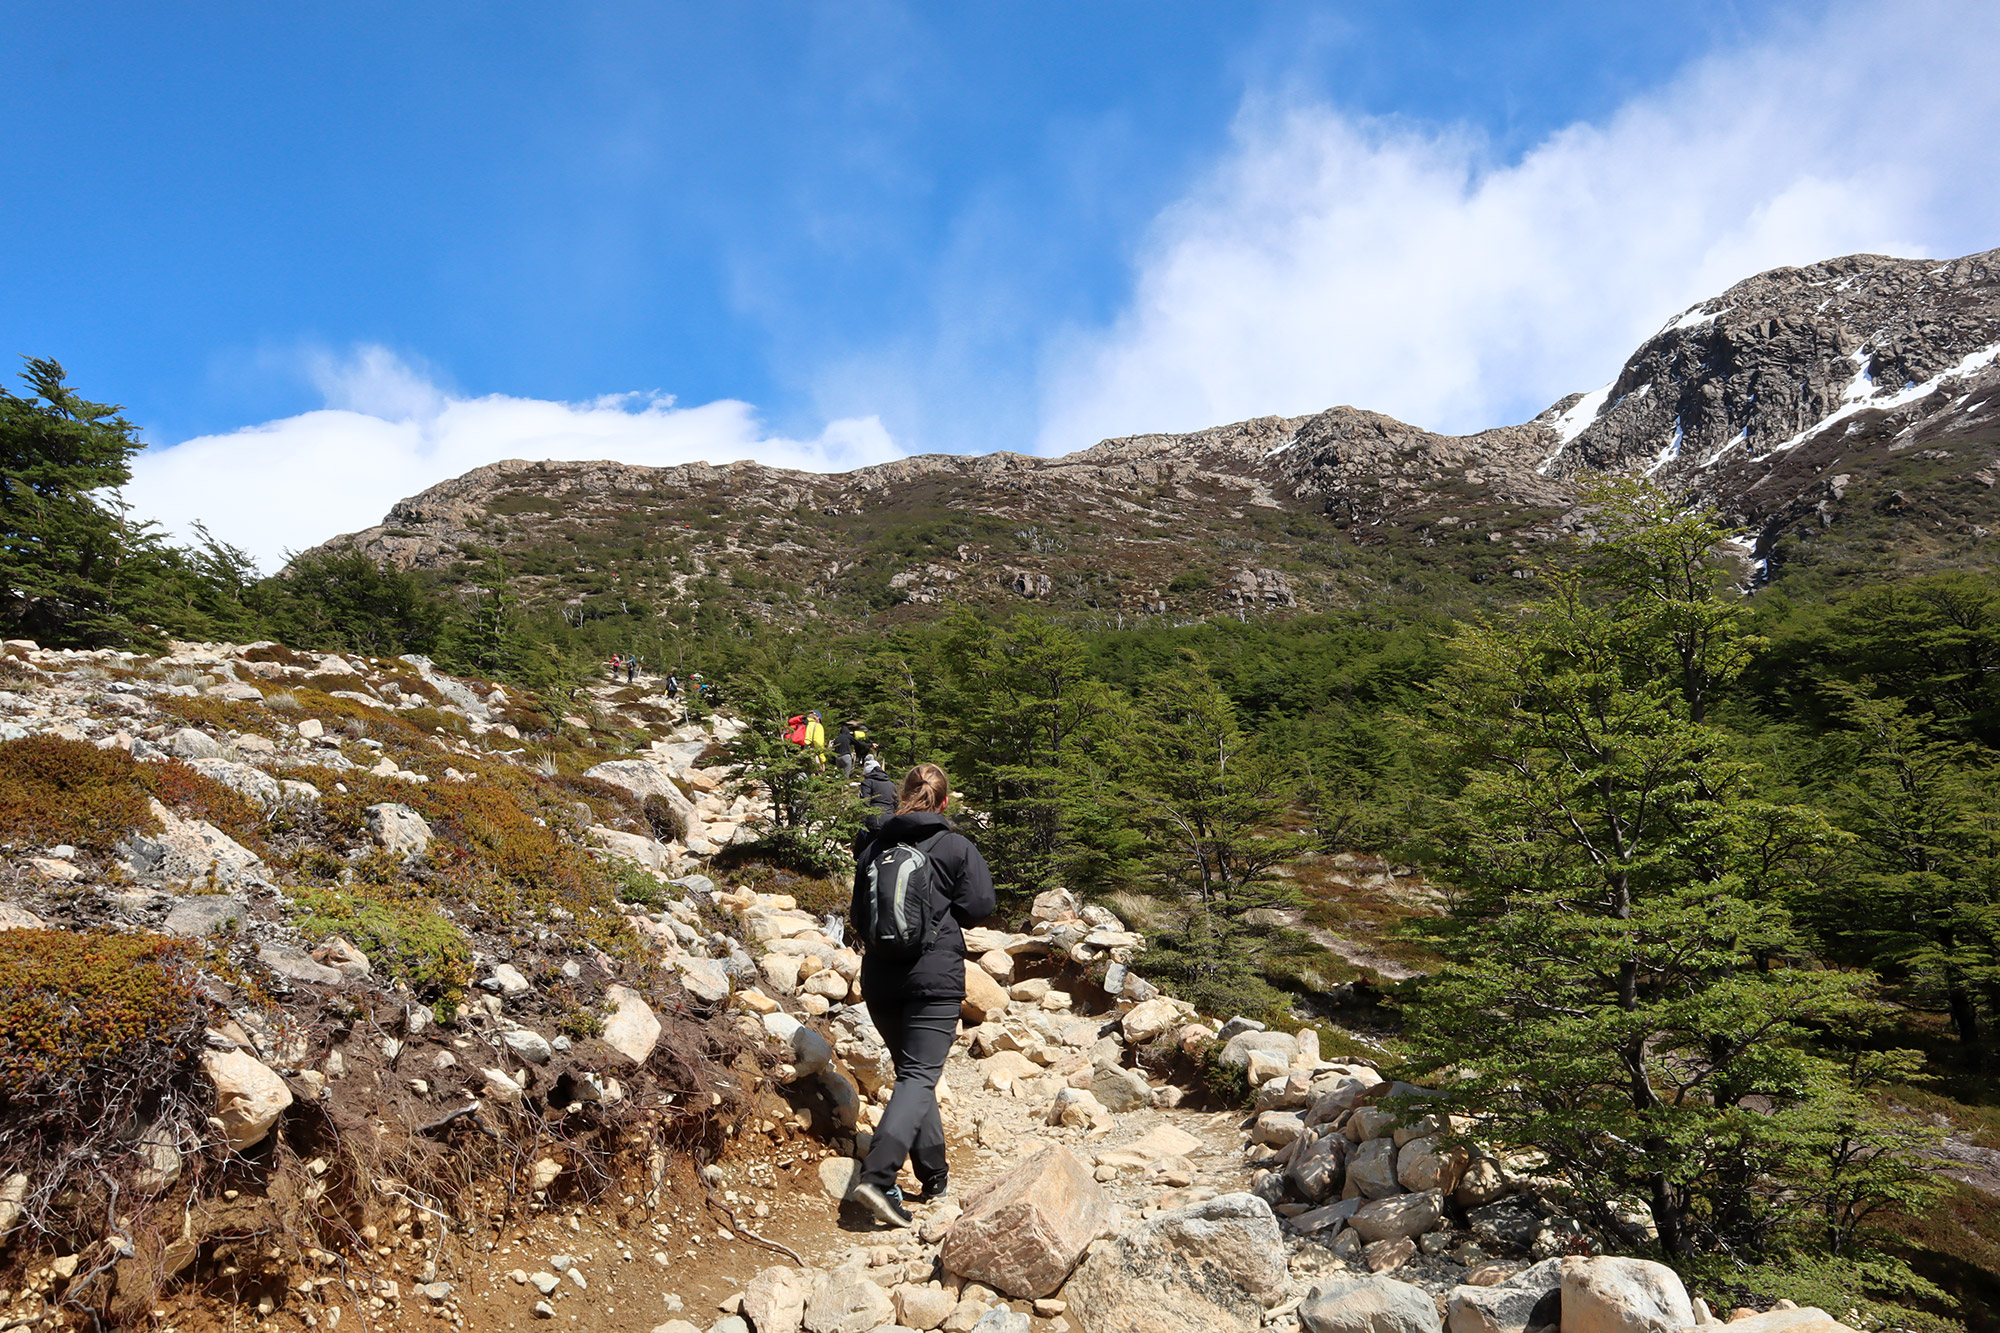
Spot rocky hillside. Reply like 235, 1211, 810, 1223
308, 247, 2000, 621
0, 639, 1881, 1333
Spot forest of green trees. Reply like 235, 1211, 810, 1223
12, 361, 2000, 1322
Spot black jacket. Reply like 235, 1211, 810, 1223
851, 812, 996, 1001
857, 767, 898, 843
833, 723, 856, 758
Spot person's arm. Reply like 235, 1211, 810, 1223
849, 855, 871, 943
944, 838, 997, 925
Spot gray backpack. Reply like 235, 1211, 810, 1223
858, 831, 946, 961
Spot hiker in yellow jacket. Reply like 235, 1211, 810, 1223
803, 710, 827, 764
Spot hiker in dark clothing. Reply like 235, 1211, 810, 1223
846, 763, 995, 1228
832, 719, 863, 777
854, 744, 898, 850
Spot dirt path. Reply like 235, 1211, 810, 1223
401, 1034, 1260, 1333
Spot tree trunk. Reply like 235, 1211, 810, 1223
1649, 1166, 1684, 1258
1949, 984, 1981, 1047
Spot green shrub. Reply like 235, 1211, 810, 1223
1196, 1038, 1251, 1107
296, 888, 471, 1014
642, 793, 685, 843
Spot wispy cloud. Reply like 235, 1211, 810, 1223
127, 346, 900, 572
1038, 0, 2000, 451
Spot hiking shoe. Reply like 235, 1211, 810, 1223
850, 1182, 914, 1229
917, 1173, 948, 1201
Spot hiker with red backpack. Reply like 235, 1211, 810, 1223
845, 762, 994, 1228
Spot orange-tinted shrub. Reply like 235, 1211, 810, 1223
0, 930, 203, 1117
0, 736, 160, 847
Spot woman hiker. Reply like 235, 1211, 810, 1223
846, 762, 995, 1228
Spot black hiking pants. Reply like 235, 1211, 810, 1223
858, 993, 960, 1193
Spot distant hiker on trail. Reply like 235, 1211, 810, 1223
665, 674, 682, 702
846, 762, 995, 1228
833, 718, 866, 776
625, 656, 637, 685
607, 653, 623, 681
805, 709, 827, 760
855, 743, 897, 849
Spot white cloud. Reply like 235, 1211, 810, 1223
127, 346, 900, 573
1038, 0, 2000, 451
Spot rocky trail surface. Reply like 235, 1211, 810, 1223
0, 639, 1874, 1333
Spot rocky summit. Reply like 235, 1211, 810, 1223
313, 246, 2000, 618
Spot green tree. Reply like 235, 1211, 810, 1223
726, 679, 863, 874
254, 549, 451, 657
955, 614, 1103, 894
1808, 686, 2000, 1053
1406, 485, 1931, 1262
1117, 659, 1312, 1016
0, 359, 167, 644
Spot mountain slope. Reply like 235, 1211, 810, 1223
310, 246, 2000, 620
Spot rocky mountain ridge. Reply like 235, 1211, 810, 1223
311, 246, 2000, 620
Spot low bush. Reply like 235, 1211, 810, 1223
0, 930, 204, 1126
642, 793, 685, 842
0, 735, 159, 847
295, 888, 471, 1015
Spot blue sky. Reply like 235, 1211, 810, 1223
6, 2, 1999, 567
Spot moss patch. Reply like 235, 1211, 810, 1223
295, 888, 471, 1013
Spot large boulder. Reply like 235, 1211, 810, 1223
591, 826, 673, 872
166, 728, 229, 761
1396, 1136, 1467, 1194
1298, 1275, 1441, 1333
1701, 1312, 1854, 1333
803, 1258, 895, 1333
1347, 1191, 1444, 1242
1065, 1193, 1283, 1333
961, 965, 1010, 1024
1445, 1258, 1564, 1333
1467, 1196, 1546, 1254
1120, 998, 1181, 1044
188, 758, 282, 809
1347, 1137, 1403, 1197
673, 956, 731, 1004
1287, 1134, 1348, 1203
1454, 1156, 1512, 1208
201, 1050, 293, 1150
1217, 1029, 1297, 1072
366, 803, 433, 859
1146, 1193, 1290, 1306
125, 799, 265, 884
1091, 1062, 1152, 1113
1558, 1256, 1693, 1333
939, 1144, 1110, 1299
162, 895, 248, 937
257, 943, 344, 986
600, 985, 661, 1064
742, 1265, 810, 1333
1251, 1111, 1306, 1147
583, 758, 689, 809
